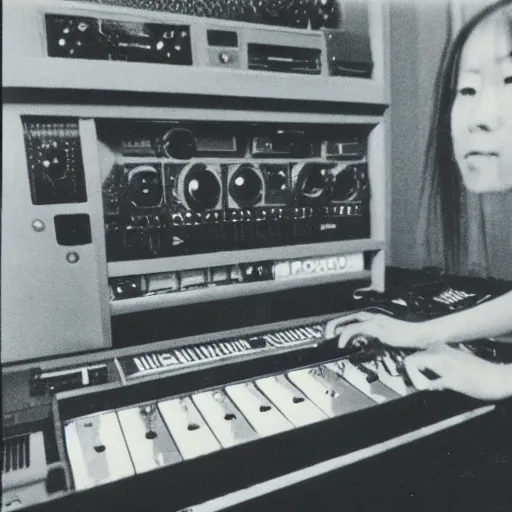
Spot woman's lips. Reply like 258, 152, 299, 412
464, 152, 499, 172
465, 151, 499, 158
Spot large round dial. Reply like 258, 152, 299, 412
292, 163, 330, 205
331, 165, 360, 202
181, 163, 221, 211
228, 164, 263, 207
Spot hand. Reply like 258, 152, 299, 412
404, 345, 512, 401
324, 311, 430, 349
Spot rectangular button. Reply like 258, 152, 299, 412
64, 413, 134, 490
158, 397, 221, 460
192, 390, 259, 448
117, 405, 182, 473
256, 375, 327, 427
225, 382, 293, 437
288, 366, 375, 418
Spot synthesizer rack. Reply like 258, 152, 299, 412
5, 0, 510, 511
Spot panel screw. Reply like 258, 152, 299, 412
32, 219, 45, 232
66, 251, 79, 264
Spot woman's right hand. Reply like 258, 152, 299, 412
324, 311, 433, 349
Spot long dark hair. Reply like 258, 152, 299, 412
421, 0, 512, 271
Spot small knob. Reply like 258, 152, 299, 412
219, 52, 232, 64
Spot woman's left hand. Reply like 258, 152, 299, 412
403, 345, 512, 401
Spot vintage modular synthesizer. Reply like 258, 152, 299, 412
2, 0, 511, 511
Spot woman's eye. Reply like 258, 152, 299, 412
458, 87, 476, 96
504, 76, 512, 85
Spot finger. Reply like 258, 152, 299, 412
426, 376, 454, 392
403, 352, 448, 390
323, 312, 376, 339
337, 321, 383, 348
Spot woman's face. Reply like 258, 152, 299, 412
451, 10, 512, 193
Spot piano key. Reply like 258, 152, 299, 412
307, 326, 323, 338
255, 375, 327, 427
158, 397, 221, 460
192, 390, 259, 448
181, 349, 193, 362
281, 330, 294, 341
225, 382, 293, 437
185, 348, 199, 361
288, 329, 302, 341
297, 328, 312, 339
225, 342, 237, 353
199, 346, 211, 358
117, 405, 182, 473
263, 336, 280, 347
240, 339, 254, 350
194, 346, 206, 359
174, 350, 188, 364
64, 413, 134, 490
274, 332, 288, 343
327, 361, 399, 404
206, 345, 218, 358
287, 365, 375, 418
218, 343, 230, 355
211, 344, 223, 357
233, 341, 246, 352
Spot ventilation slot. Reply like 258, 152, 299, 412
2, 435, 30, 474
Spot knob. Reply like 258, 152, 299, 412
228, 164, 263, 207
218, 52, 232, 64
292, 163, 330, 205
181, 164, 221, 212
159, 128, 196, 160
332, 165, 359, 202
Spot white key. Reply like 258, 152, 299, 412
225, 382, 293, 437
219, 343, 231, 355
186, 348, 199, 361
174, 350, 188, 364
264, 336, 280, 347
206, 345, 218, 358
117, 405, 181, 473
65, 413, 134, 490
234, 341, 246, 352
193, 390, 259, 448
255, 375, 326, 427
193, 347, 205, 359
212, 344, 223, 357
199, 346, 210, 358
297, 328, 312, 339
327, 362, 398, 404
288, 366, 375, 418
158, 397, 221, 460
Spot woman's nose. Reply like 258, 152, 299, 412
468, 86, 503, 132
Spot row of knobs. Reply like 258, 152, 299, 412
126, 163, 362, 211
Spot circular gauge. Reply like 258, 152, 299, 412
159, 128, 196, 160
292, 163, 330, 205
228, 164, 263, 207
127, 166, 163, 208
182, 164, 221, 211
332, 165, 359, 202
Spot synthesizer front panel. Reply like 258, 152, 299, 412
2, 101, 387, 363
